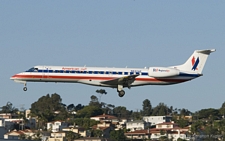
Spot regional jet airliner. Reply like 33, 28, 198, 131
10, 49, 215, 97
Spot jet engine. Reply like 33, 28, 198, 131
148, 67, 179, 78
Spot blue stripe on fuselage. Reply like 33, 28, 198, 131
179, 72, 199, 77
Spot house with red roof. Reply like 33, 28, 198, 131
90, 114, 118, 122
92, 121, 115, 138
125, 122, 190, 141
4, 129, 38, 140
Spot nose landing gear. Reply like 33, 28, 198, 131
23, 83, 27, 91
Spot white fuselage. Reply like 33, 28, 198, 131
10, 65, 199, 88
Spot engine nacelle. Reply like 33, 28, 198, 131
148, 67, 180, 78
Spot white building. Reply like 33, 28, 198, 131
125, 122, 189, 141
126, 120, 149, 131
47, 121, 68, 132
143, 116, 172, 126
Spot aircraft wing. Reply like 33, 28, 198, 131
100, 74, 139, 87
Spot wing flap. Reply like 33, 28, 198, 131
100, 74, 139, 86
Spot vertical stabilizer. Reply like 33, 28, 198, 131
174, 49, 216, 74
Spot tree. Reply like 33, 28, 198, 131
110, 129, 126, 141
220, 102, 225, 118
113, 106, 131, 118
152, 103, 170, 116
176, 118, 189, 128
65, 131, 80, 141
190, 120, 203, 135
204, 123, 218, 140
67, 104, 75, 111
92, 129, 103, 137
131, 111, 142, 120
30, 93, 68, 129
89, 95, 101, 108
197, 108, 220, 119
70, 118, 99, 129
76, 106, 103, 118
101, 103, 115, 115
96, 89, 107, 102
0, 102, 18, 113
142, 99, 152, 116
215, 119, 225, 140
75, 104, 84, 111
180, 108, 192, 116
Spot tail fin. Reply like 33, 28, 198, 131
174, 49, 216, 74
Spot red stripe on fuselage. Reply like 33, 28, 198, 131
12, 74, 191, 83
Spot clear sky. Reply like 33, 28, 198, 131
0, 1, 224, 113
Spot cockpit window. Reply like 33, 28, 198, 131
26, 67, 38, 72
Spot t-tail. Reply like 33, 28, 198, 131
173, 49, 216, 74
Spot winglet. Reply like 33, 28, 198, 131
196, 49, 216, 54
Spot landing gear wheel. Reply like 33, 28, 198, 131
118, 90, 125, 97
23, 87, 27, 91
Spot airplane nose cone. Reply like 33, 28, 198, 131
10, 75, 17, 80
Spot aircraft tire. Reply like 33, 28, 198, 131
118, 90, 125, 97
23, 87, 27, 91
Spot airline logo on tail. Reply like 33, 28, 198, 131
192, 56, 199, 71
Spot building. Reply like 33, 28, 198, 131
0, 113, 18, 119
126, 120, 150, 131
92, 121, 115, 138
62, 126, 87, 137
90, 114, 118, 123
125, 129, 151, 140
48, 131, 66, 141
125, 122, 190, 141
143, 116, 172, 126
47, 121, 68, 132
4, 129, 37, 140
74, 137, 114, 141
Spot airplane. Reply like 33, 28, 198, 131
10, 49, 215, 97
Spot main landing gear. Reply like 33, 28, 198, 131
117, 84, 125, 97
23, 83, 27, 91
118, 90, 125, 97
